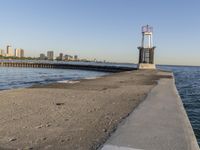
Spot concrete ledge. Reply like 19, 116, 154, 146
101, 72, 199, 150
138, 63, 156, 69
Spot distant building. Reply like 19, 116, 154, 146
6, 45, 13, 57
15, 48, 24, 58
64, 55, 69, 61
47, 51, 54, 60
74, 55, 78, 61
40, 53, 46, 60
20, 49, 24, 58
64, 54, 73, 61
15, 48, 20, 57
0, 49, 5, 56
57, 53, 63, 61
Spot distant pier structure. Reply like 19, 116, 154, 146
137, 25, 156, 69
0, 61, 136, 72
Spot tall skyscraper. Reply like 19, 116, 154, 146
6, 45, 13, 57
15, 48, 24, 58
47, 51, 54, 60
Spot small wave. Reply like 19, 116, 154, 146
0, 67, 108, 91
84, 77, 100, 80
57, 80, 80, 84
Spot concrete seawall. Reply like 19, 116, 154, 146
101, 72, 199, 150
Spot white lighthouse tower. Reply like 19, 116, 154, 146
137, 25, 156, 69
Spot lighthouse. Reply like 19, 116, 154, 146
137, 25, 156, 69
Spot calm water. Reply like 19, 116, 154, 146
0, 67, 108, 90
0, 64, 200, 145
158, 65, 200, 145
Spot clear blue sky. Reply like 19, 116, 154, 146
0, 0, 199, 65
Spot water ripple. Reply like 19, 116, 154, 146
159, 65, 200, 146
0, 67, 108, 90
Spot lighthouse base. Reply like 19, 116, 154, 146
138, 63, 156, 70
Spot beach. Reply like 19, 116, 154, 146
0, 70, 171, 150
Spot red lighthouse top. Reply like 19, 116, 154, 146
142, 25, 153, 33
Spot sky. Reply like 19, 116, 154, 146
0, 0, 200, 65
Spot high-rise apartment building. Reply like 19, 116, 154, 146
0, 49, 5, 56
40, 53, 46, 60
56, 53, 63, 61
20, 49, 24, 58
59, 53, 63, 60
64, 54, 73, 61
15, 48, 19, 57
47, 51, 54, 60
6, 45, 13, 57
15, 48, 24, 58
74, 55, 78, 61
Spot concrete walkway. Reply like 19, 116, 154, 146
101, 74, 199, 150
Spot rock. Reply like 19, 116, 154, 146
88, 109, 92, 113
105, 115, 110, 119
55, 102, 65, 106
101, 87, 107, 91
25, 147, 33, 150
102, 129, 107, 132
35, 125, 43, 129
9, 138, 17, 142
45, 124, 51, 127
42, 137, 47, 141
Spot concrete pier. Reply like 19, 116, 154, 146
0, 70, 166, 149
101, 72, 199, 150
0, 70, 198, 149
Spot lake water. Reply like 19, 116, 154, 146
158, 65, 200, 146
0, 63, 199, 145
0, 67, 108, 90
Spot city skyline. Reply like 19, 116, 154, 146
0, 45, 81, 61
0, 0, 200, 65
0, 45, 24, 58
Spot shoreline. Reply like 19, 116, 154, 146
0, 70, 176, 149
0, 73, 110, 92
0, 67, 109, 91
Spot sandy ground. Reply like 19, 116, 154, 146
0, 70, 171, 150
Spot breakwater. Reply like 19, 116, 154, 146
0, 69, 199, 149
0, 61, 136, 72
0, 70, 158, 149
101, 71, 199, 150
